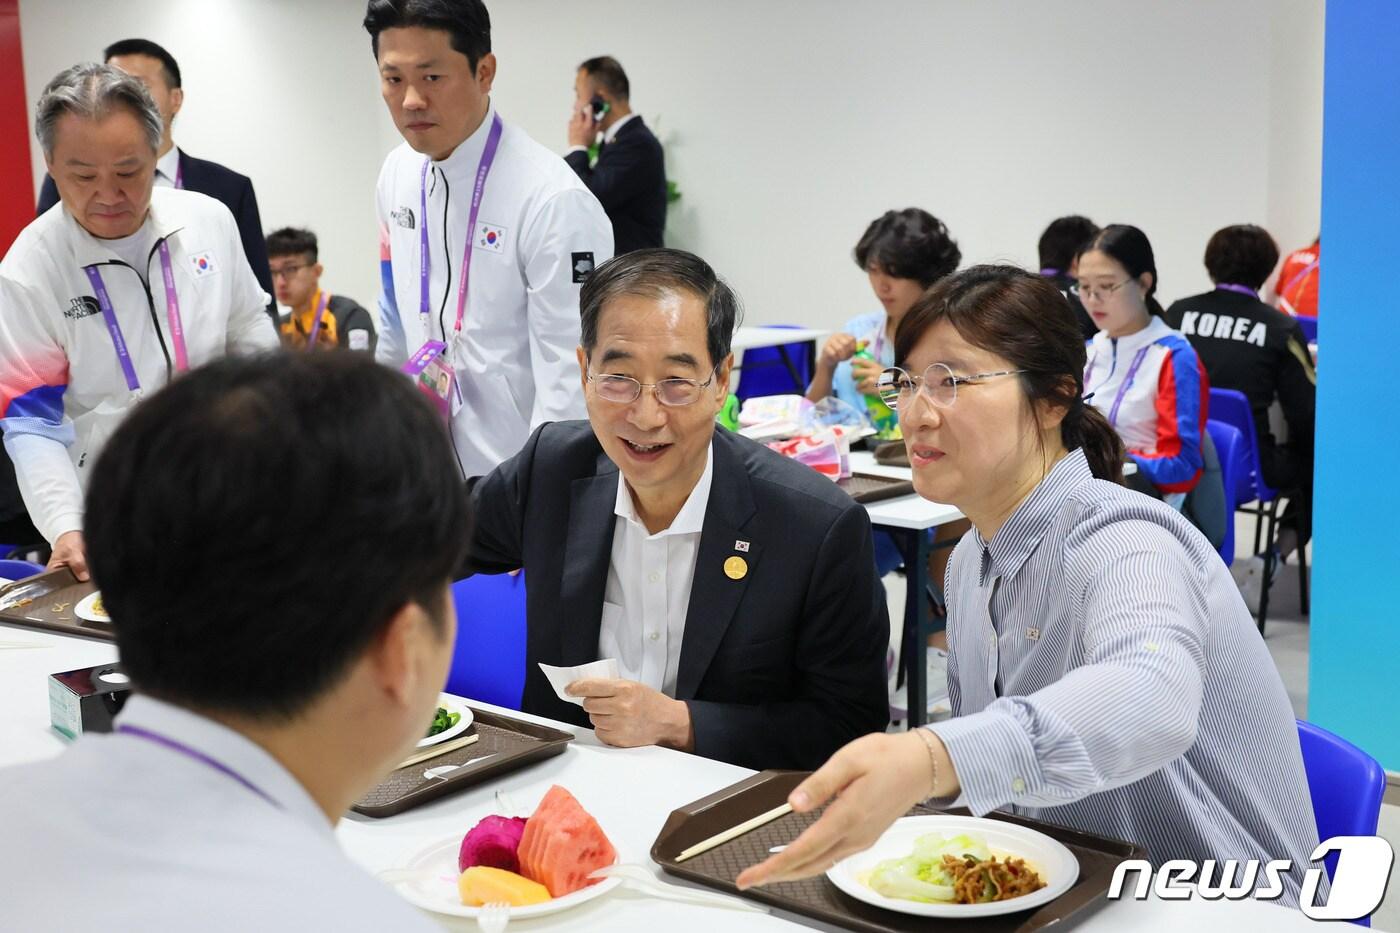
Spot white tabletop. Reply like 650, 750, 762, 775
0, 628, 1361, 931
731, 326, 827, 353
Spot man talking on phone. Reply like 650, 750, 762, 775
565, 57, 667, 255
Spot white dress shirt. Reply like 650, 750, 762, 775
155, 145, 180, 188
599, 444, 713, 696
0, 696, 440, 933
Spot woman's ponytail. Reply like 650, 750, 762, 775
1063, 398, 1125, 485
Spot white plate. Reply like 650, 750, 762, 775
418, 695, 474, 748
826, 814, 1079, 918
74, 591, 110, 623
389, 834, 621, 919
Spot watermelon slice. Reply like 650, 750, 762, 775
518, 785, 617, 897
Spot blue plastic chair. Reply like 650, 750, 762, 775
1295, 315, 1318, 343
1205, 420, 1246, 566
1208, 388, 1309, 631
446, 572, 527, 710
1297, 719, 1386, 924
735, 324, 816, 401
0, 558, 44, 581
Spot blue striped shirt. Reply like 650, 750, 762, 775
928, 448, 1322, 907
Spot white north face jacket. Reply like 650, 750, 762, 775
0, 187, 277, 544
375, 105, 613, 477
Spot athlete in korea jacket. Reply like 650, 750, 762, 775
1084, 315, 1208, 496
0, 187, 277, 544
376, 105, 614, 477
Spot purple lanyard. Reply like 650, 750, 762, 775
418, 114, 504, 343
117, 724, 281, 810
83, 242, 189, 393
1107, 345, 1152, 427
1040, 267, 1061, 277
173, 158, 183, 190
1216, 283, 1258, 297
305, 290, 330, 348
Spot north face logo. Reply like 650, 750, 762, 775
65, 296, 100, 320
391, 206, 416, 230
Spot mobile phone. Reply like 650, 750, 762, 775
589, 95, 610, 121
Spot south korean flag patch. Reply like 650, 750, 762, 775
190, 251, 217, 276
476, 222, 506, 253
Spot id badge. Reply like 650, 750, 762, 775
402, 340, 460, 419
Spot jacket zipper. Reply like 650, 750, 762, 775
89, 235, 175, 378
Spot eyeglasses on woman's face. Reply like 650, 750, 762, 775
1070, 279, 1132, 303
877, 363, 1027, 409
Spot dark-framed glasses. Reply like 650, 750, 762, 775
587, 367, 719, 406
269, 262, 312, 280
877, 363, 1027, 409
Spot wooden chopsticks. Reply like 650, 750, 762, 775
674, 802, 794, 863
398, 732, 480, 770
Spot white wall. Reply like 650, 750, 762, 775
21, 0, 1323, 332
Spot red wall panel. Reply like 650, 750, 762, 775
0, 0, 31, 253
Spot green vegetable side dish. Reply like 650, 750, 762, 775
426, 706, 462, 738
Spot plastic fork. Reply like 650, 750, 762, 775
477, 900, 509, 933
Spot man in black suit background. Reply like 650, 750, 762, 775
565, 57, 667, 255
36, 39, 277, 322
464, 249, 889, 771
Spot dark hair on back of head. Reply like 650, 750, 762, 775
1038, 215, 1099, 273
103, 38, 181, 89
364, 0, 491, 70
1204, 224, 1279, 291
579, 56, 629, 101
1082, 224, 1165, 318
266, 227, 318, 262
580, 248, 742, 370
854, 208, 961, 288
894, 265, 1125, 485
85, 352, 471, 721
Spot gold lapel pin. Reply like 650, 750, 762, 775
723, 556, 748, 580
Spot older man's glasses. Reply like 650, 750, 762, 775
587, 367, 719, 406
877, 363, 1026, 409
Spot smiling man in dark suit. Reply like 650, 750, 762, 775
564, 57, 666, 255
464, 249, 888, 770
36, 39, 276, 322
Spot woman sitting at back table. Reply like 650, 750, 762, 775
1078, 225, 1207, 508
1166, 225, 1316, 563
737, 266, 1321, 907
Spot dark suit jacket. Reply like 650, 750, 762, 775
465, 422, 889, 770
38, 150, 277, 321
564, 116, 666, 255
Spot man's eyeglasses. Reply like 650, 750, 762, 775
269, 262, 312, 280
877, 363, 1026, 409
1070, 279, 1132, 302
587, 367, 719, 407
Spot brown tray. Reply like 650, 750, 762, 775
0, 568, 109, 640
872, 441, 910, 468
838, 472, 915, 504
651, 770, 1145, 933
352, 706, 574, 818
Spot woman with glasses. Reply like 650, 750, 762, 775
1077, 224, 1207, 506
735, 266, 1321, 907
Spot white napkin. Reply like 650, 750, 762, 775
538, 658, 620, 706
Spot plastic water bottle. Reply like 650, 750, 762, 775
853, 340, 900, 438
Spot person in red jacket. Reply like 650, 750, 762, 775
1274, 236, 1319, 319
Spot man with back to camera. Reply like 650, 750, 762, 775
565, 56, 667, 255
366, 0, 613, 477
0, 63, 276, 582
268, 227, 377, 353
0, 352, 468, 931
37, 39, 278, 323
1037, 215, 1100, 340
463, 248, 890, 771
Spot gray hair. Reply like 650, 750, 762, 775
35, 63, 163, 158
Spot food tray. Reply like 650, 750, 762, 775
651, 770, 1145, 933
838, 472, 915, 504
872, 441, 910, 468
0, 568, 109, 640
353, 706, 573, 817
